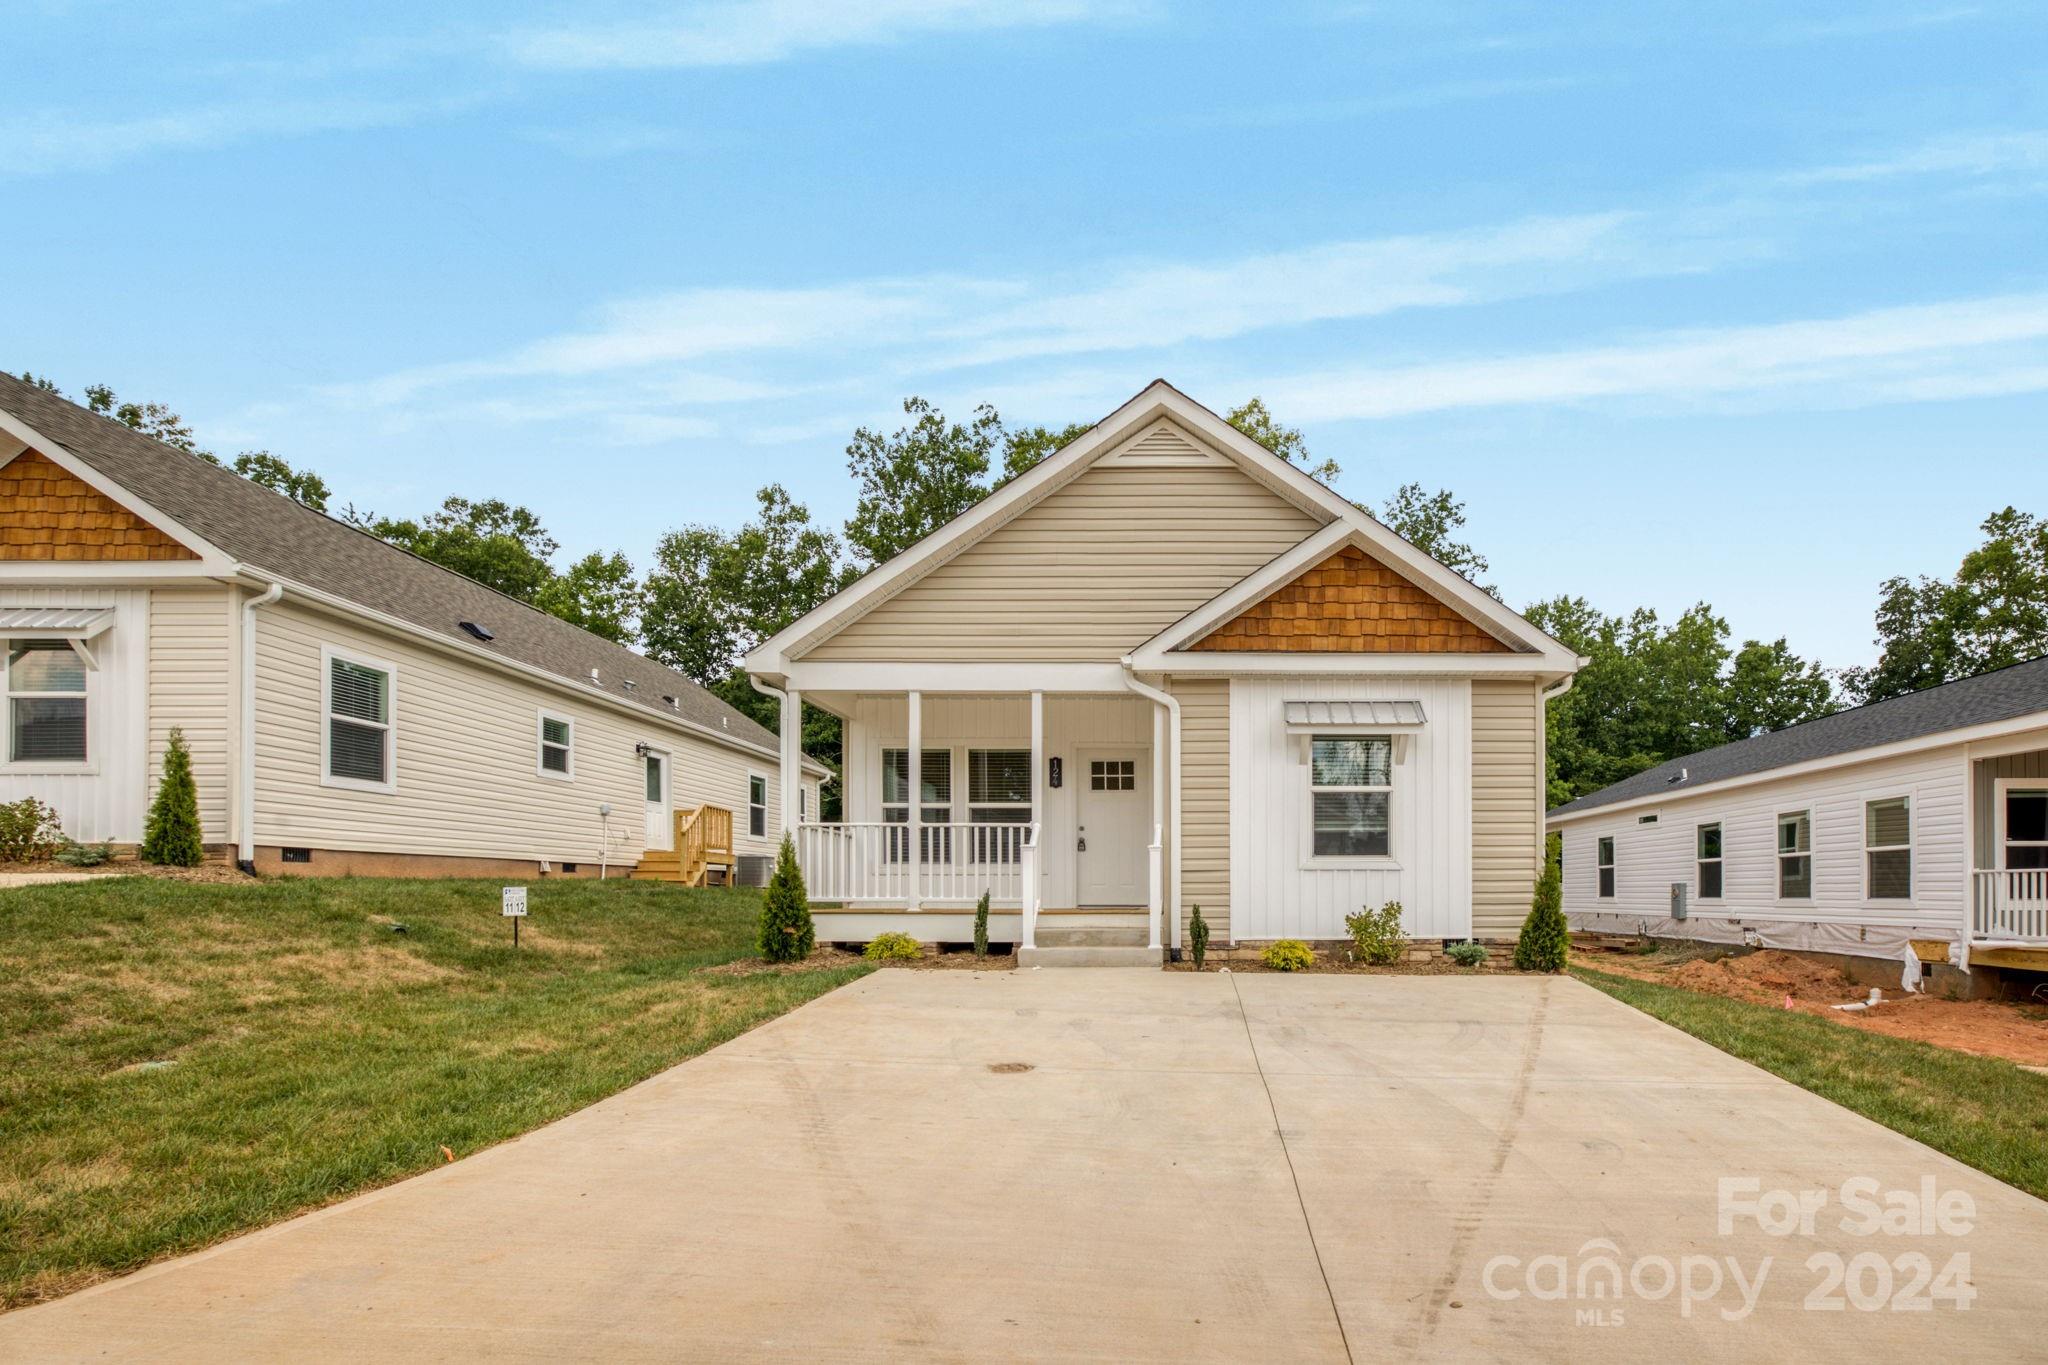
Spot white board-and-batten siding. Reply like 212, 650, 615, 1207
1553, 743, 1972, 939
0, 586, 149, 843
251, 599, 791, 865
1229, 675, 1473, 942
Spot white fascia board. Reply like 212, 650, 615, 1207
0, 407, 240, 574
746, 380, 1349, 672
0, 561, 230, 583
780, 661, 1136, 694
1139, 651, 1563, 677
1545, 712, 2048, 826
243, 569, 828, 776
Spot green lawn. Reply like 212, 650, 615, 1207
1576, 966, 2048, 1200
0, 876, 868, 1310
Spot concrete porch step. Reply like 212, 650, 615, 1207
1018, 944, 1162, 968
1033, 925, 1150, 949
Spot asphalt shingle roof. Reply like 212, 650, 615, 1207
1549, 654, 2048, 819
0, 371, 788, 760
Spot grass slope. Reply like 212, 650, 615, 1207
0, 877, 866, 1309
1577, 966, 2048, 1200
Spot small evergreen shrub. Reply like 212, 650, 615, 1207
1446, 939, 1488, 968
1344, 900, 1408, 965
142, 727, 206, 867
757, 835, 816, 962
1262, 939, 1315, 972
863, 931, 923, 962
0, 797, 63, 862
1514, 843, 1570, 973
973, 889, 990, 958
1189, 903, 1210, 969
55, 840, 114, 867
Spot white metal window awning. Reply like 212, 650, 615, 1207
0, 608, 115, 638
0, 608, 115, 670
1285, 699, 1427, 763
1284, 699, 1426, 730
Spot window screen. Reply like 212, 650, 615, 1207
1310, 736, 1392, 858
327, 656, 390, 784
7, 640, 87, 763
1865, 797, 1911, 899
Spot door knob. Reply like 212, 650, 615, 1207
1077, 836, 1087, 852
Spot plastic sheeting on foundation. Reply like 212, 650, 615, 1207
1568, 912, 1957, 965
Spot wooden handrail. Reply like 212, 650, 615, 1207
669, 804, 736, 887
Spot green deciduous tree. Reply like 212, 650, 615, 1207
83, 383, 213, 459
360, 497, 560, 603
1227, 397, 1339, 483
1380, 482, 1494, 594
141, 728, 205, 867
1000, 420, 1094, 484
1724, 637, 1836, 739
231, 450, 329, 511
1841, 506, 2048, 703
844, 398, 1005, 568
534, 550, 645, 644
758, 834, 815, 962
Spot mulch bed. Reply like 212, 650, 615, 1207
0, 860, 253, 884
1166, 956, 1512, 976
700, 946, 1016, 977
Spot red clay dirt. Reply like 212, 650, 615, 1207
1588, 948, 2048, 1067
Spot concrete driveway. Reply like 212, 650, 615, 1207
5, 970, 2045, 1362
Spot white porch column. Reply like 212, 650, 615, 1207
1026, 690, 1044, 950
907, 689, 922, 912
780, 687, 802, 836
1149, 702, 1165, 952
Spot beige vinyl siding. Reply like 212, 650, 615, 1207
1471, 677, 1543, 936
804, 459, 1325, 662
1173, 677, 1230, 943
252, 599, 789, 863
147, 585, 234, 844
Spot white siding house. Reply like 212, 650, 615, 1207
1549, 660, 2048, 974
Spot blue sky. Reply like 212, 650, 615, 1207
6, 1, 2046, 668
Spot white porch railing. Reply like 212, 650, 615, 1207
795, 821, 1031, 908
1021, 822, 1041, 951
1971, 869, 2048, 943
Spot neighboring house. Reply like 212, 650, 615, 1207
0, 372, 823, 882
1548, 657, 2048, 978
743, 380, 1582, 959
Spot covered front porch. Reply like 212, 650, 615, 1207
1970, 743, 2048, 955
767, 680, 1172, 952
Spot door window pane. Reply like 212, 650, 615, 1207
645, 755, 663, 802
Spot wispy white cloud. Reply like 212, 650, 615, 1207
1253, 292, 2048, 421
0, 90, 489, 177
1768, 5, 1984, 42
1779, 129, 2048, 186
523, 120, 695, 159
1179, 75, 1585, 131
498, 0, 1150, 70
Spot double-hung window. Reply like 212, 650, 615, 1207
1777, 811, 1812, 898
1696, 823, 1723, 899
1309, 735, 1391, 858
537, 711, 573, 779
882, 748, 951, 862
323, 648, 395, 791
1865, 797, 1911, 899
6, 639, 88, 764
2003, 787, 2048, 870
748, 775, 767, 838
1596, 836, 1615, 898
967, 748, 1031, 864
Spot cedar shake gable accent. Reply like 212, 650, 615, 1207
0, 450, 198, 561
1190, 544, 1510, 653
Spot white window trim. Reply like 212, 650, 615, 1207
2, 637, 95, 773
1596, 834, 1615, 899
1695, 821, 1723, 900
1863, 794, 1914, 902
747, 771, 769, 839
320, 643, 398, 794
1775, 809, 1814, 904
536, 708, 575, 782
1301, 733, 1400, 870
1994, 777, 2048, 870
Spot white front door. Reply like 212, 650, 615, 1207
644, 751, 671, 851
1077, 749, 1147, 906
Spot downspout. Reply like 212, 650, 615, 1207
1121, 664, 1182, 952
236, 581, 284, 873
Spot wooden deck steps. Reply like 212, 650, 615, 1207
629, 804, 736, 887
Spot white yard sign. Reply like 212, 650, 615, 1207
502, 886, 528, 917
